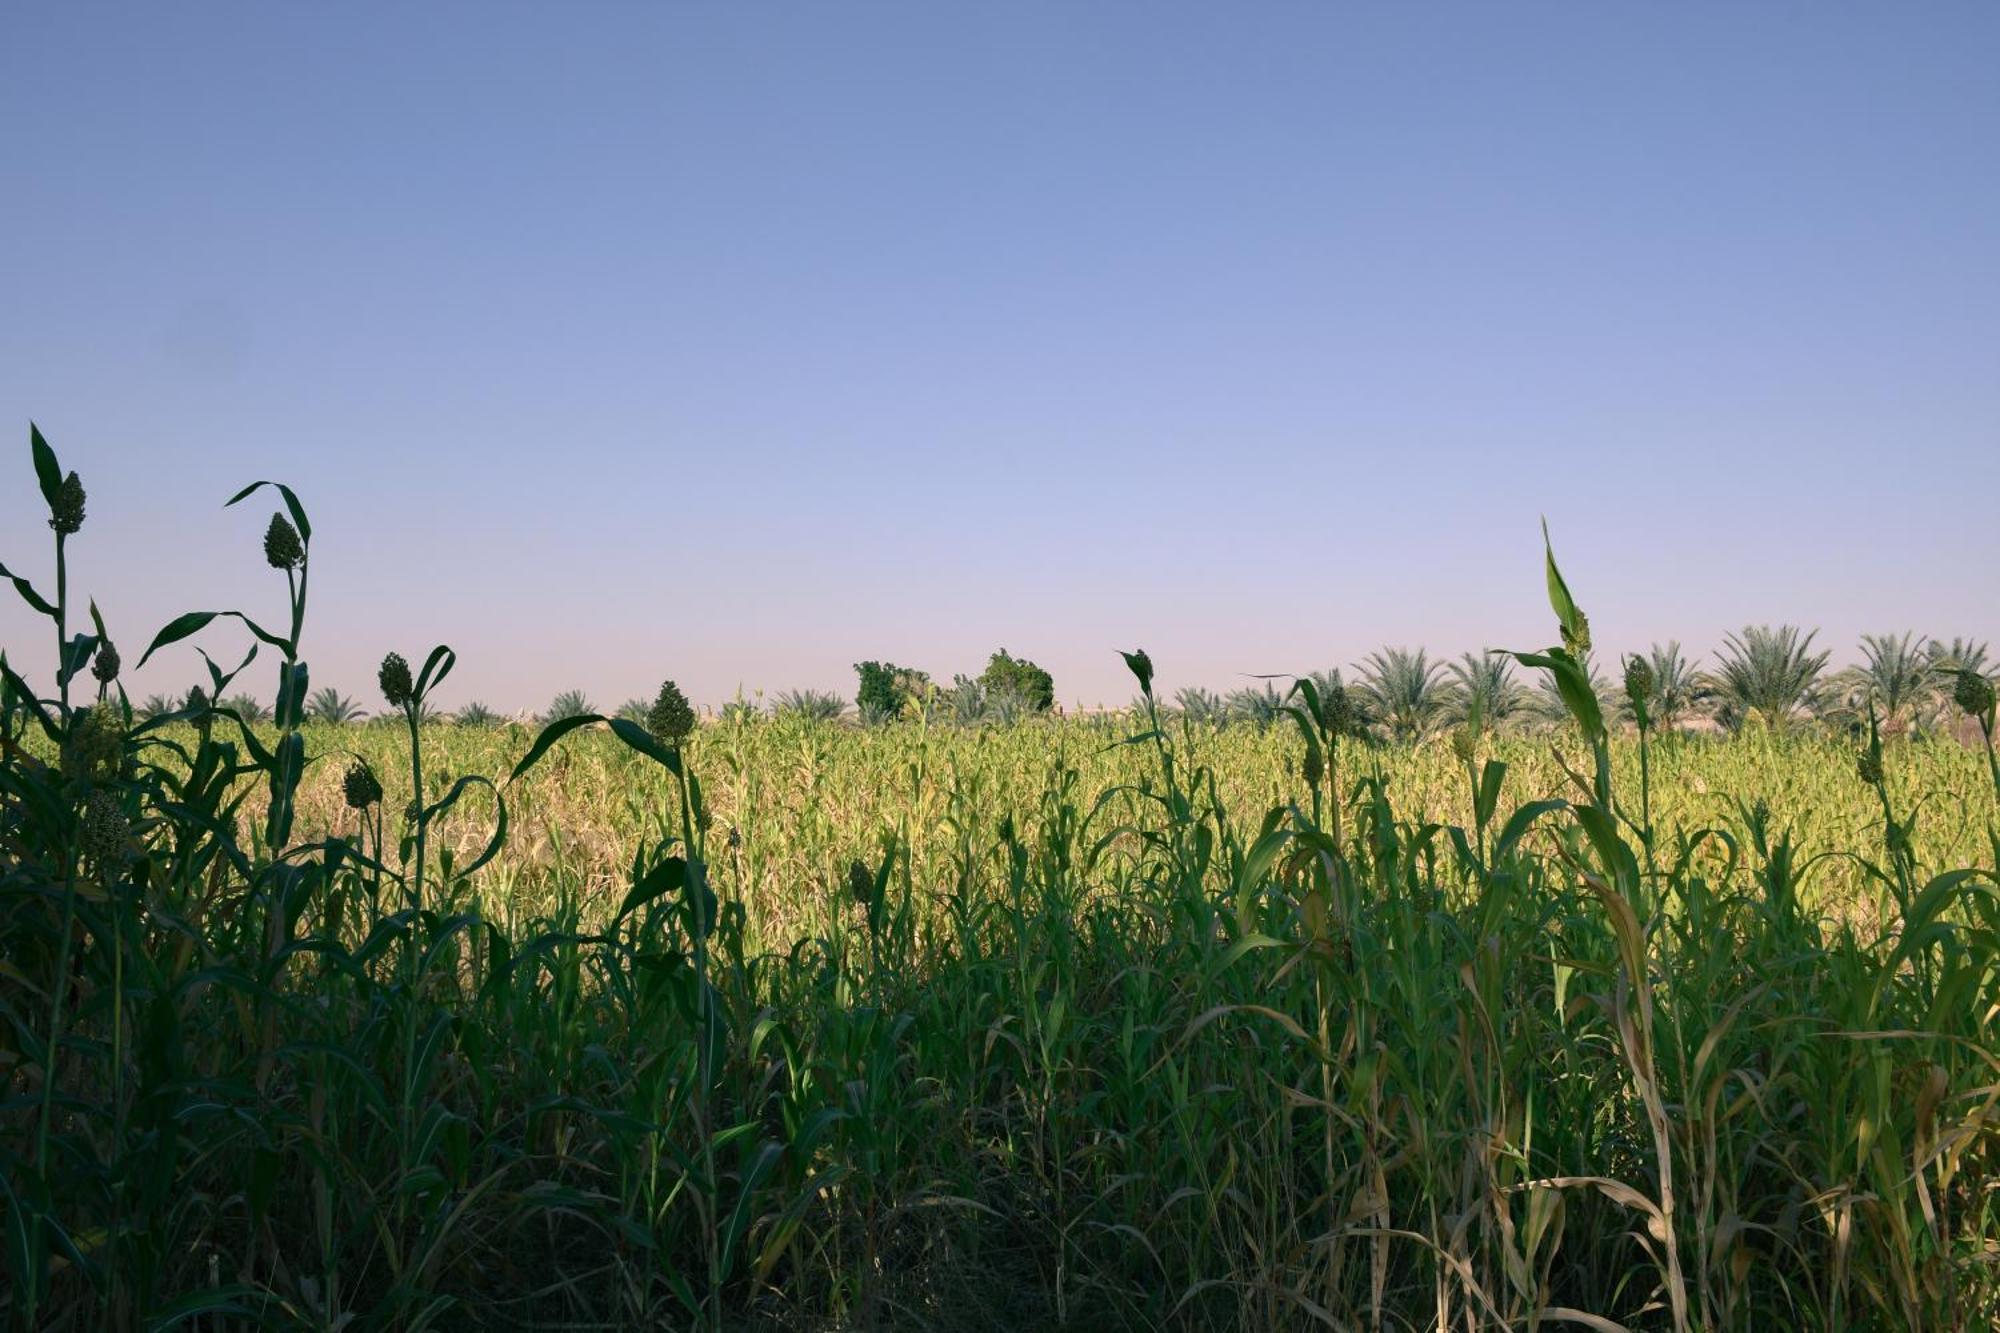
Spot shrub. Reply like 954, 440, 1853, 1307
853, 661, 929, 724
979, 649, 1054, 713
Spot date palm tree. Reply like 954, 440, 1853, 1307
1227, 682, 1286, 728
454, 700, 500, 728
1708, 625, 1829, 731
1854, 632, 1931, 728
1357, 647, 1448, 741
1173, 687, 1229, 727
541, 689, 594, 724
1618, 641, 1704, 730
307, 686, 367, 724
1445, 651, 1527, 727
773, 689, 845, 723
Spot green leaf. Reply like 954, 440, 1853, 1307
224, 478, 312, 544
508, 712, 605, 782
0, 560, 57, 618
30, 422, 62, 508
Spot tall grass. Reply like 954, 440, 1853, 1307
4, 428, 1998, 1330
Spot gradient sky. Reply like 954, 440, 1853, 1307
4, 4, 1996, 714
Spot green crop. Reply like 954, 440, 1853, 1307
3, 428, 1998, 1331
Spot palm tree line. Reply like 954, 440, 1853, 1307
130, 628, 1992, 738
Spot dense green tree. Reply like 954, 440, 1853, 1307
853, 661, 930, 724
979, 649, 1054, 713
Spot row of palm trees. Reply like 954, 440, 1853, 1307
133, 628, 1990, 739
1158, 630, 1992, 738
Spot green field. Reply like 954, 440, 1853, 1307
7, 431, 2000, 1331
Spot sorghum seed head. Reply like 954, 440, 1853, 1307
1124, 649, 1154, 694
1560, 611, 1592, 660
1302, 746, 1325, 787
263, 513, 304, 570
378, 653, 414, 708
1450, 728, 1477, 765
1322, 684, 1355, 736
343, 760, 383, 810
49, 471, 85, 535
63, 703, 125, 781
1623, 654, 1654, 706
1954, 669, 1995, 719
847, 858, 877, 906
997, 813, 1016, 844
647, 678, 696, 746
80, 789, 131, 873
92, 639, 121, 685
1856, 749, 1883, 786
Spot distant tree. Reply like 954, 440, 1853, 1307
454, 700, 500, 728
222, 693, 271, 725
615, 697, 652, 725
1227, 682, 1286, 728
138, 693, 176, 720
1855, 633, 1931, 728
853, 661, 929, 725
307, 686, 367, 724
979, 650, 1054, 713
1173, 687, 1229, 727
1357, 647, 1448, 741
1445, 652, 1528, 727
774, 689, 845, 723
947, 674, 987, 725
1707, 625, 1829, 730
1638, 642, 1704, 730
542, 690, 594, 724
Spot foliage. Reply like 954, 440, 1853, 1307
773, 688, 845, 722
1445, 650, 1528, 726
853, 659, 929, 725
307, 685, 368, 723
1709, 624, 1832, 730
978, 648, 1054, 713
453, 699, 501, 728
1357, 645, 1449, 740
541, 688, 595, 724
4, 427, 2000, 1331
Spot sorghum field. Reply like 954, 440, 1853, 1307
5, 429, 1999, 1331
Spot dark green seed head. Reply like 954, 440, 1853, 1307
80, 789, 131, 873
647, 678, 696, 746
1953, 669, 1995, 719
1322, 683, 1356, 737
1560, 610, 1592, 660
343, 760, 383, 810
378, 653, 414, 708
92, 639, 121, 685
1123, 649, 1154, 695
847, 858, 877, 906
1856, 749, 1883, 786
1449, 728, 1477, 765
63, 703, 126, 781
49, 471, 85, 535
1301, 745, 1324, 787
263, 513, 304, 570
997, 813, 1016, 844
1623, 654, 1654, 706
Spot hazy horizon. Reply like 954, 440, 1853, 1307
5, 4, 1996, 713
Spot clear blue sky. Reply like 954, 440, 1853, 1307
4, 3, 1996, 713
